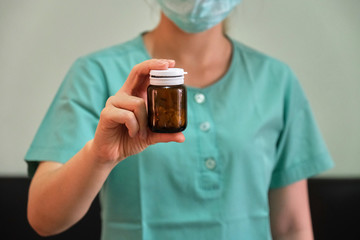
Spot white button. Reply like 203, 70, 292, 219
205, 158, 216, 170
194, 93, 205, 104
199, 121, 210, 131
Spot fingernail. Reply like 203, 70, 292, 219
157, 59, 168, 65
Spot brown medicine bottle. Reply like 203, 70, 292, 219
147, 68, 187, 133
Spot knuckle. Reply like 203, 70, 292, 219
134, 63, 141, 69
134, 97, 145, 108
105, 96, 114, 106
124, 111, 135, 121
100, 107, 111, 119
132, 62, 150, 77
133, 63, 141, 73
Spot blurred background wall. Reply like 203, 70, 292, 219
0, 0, 359, 176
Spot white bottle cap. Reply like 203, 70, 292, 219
150, 68, 187, 86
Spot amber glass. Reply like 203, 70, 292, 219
147, 85, 187, 133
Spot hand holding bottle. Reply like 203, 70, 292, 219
90, 59, 185, 166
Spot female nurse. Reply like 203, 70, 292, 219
26, 0, 333, 239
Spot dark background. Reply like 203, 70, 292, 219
1, 177, 359, 240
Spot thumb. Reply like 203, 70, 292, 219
148, 132, 185, 145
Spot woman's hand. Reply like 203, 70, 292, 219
90, 59, 185, 166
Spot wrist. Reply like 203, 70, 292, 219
85, 139, 118, 171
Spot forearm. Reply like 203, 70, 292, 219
27, 140, 115, 236
269, 180, 314, 240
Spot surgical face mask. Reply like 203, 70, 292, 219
156, 0, 242, 33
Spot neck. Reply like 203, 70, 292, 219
143, 13, 232, 88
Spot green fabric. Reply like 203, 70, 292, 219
25, 34, 334, 239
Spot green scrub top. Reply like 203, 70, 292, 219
25, 34, 333, 240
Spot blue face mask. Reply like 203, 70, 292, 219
156, 0, 242, 33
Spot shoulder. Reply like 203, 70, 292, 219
70, 34, 147, 74
65, 34, 148, 93
229, 38, 300, 101
84, 35, 145, 62
229, 38, 307, 112
231, 38, 294, 79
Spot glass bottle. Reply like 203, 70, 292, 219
147, 68, 187, 133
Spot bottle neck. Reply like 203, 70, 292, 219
149, 77, 184, 86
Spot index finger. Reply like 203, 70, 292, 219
121, 59, 176, 95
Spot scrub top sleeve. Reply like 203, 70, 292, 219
25, 57, 108, 177
269, 68, 334, 189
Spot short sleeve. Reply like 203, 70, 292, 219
269, 68, 334, 189
24, 57, 108, 177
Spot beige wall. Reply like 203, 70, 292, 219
0, 0, 359, 176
